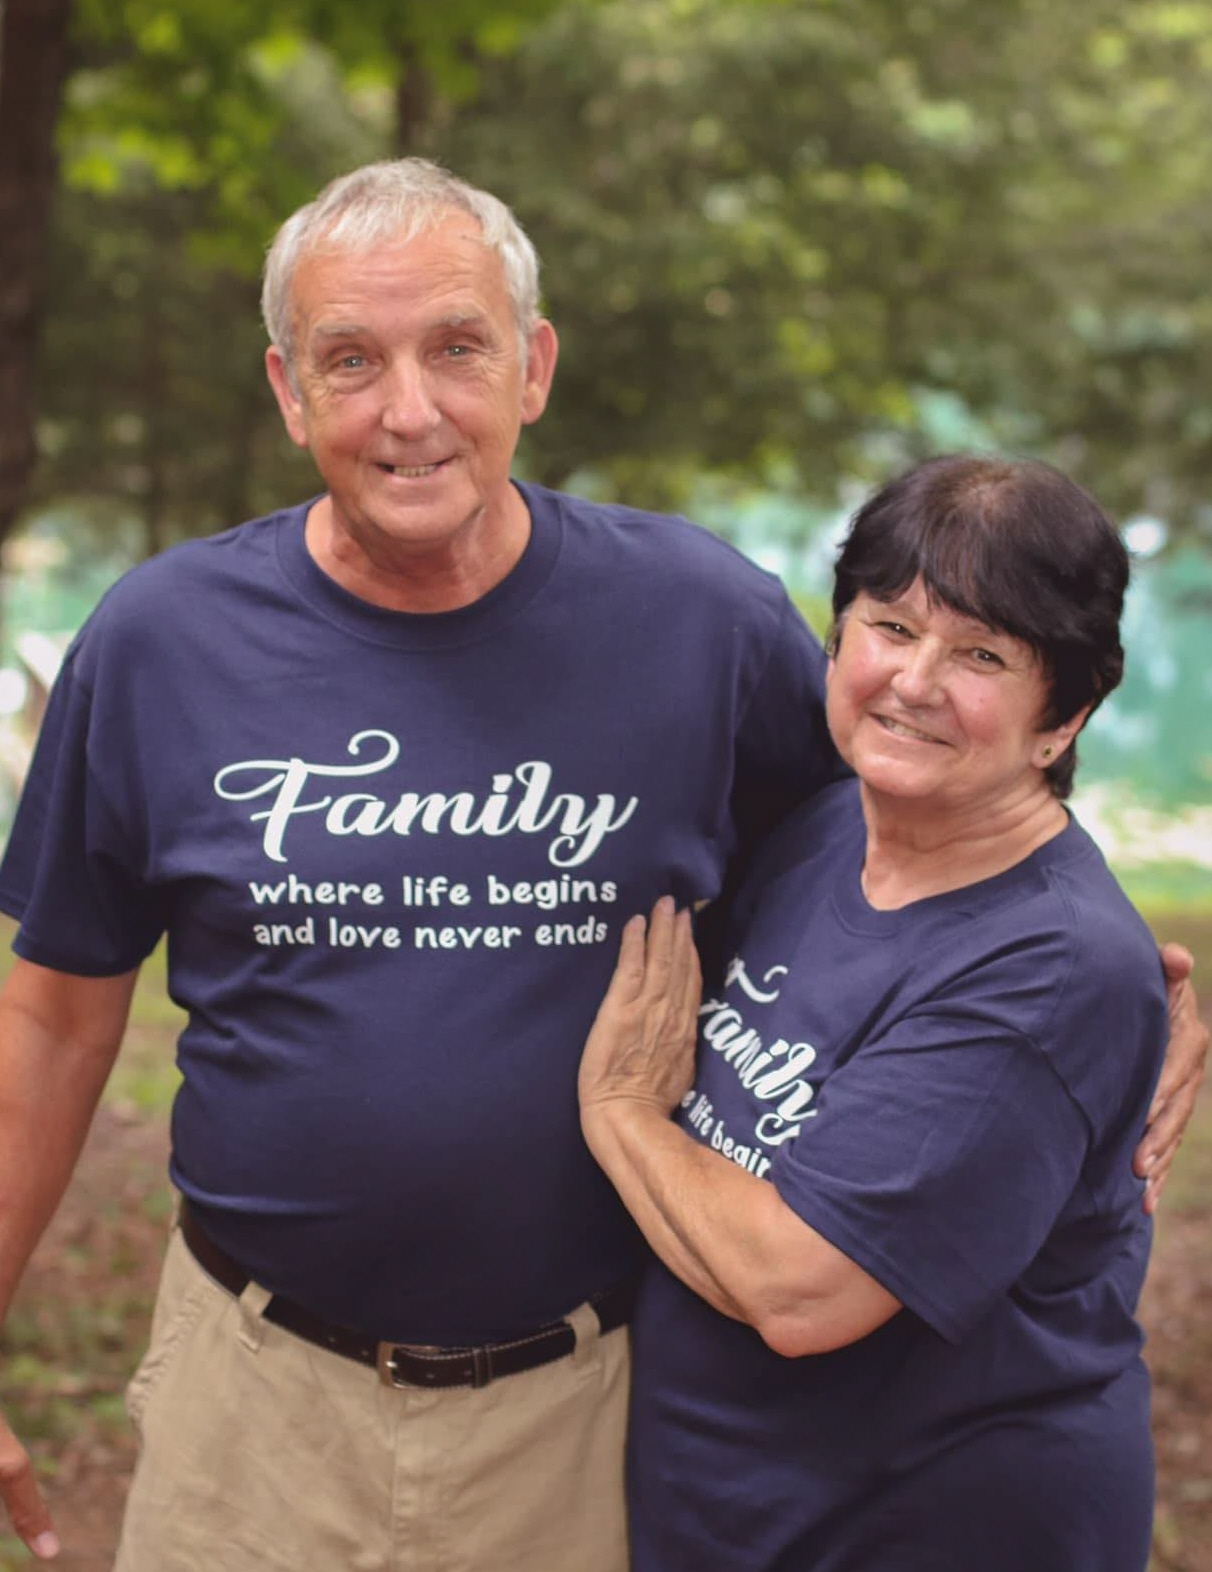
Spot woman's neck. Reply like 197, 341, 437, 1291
859, 784, 1070, 910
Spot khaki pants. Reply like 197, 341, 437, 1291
114, 1226, 630, 1572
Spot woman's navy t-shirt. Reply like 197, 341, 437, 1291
629, 781, 1167, 1572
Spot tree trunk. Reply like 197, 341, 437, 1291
139, 276, 168, 560
215, 274, 268, 533
0, 0, 74, 549
393, 43, 431, 154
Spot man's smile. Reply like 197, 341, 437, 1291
377, 459, 449, 478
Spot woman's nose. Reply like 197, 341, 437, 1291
890, 641, 945, 703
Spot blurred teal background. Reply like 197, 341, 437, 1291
3, 488, 1207, 909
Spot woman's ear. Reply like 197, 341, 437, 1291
1035, 705, 1092, 770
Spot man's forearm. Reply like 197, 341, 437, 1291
0, 960, 137, 1561
0, 962, 137, 1317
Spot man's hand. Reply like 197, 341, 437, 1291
0, 1414, 58, 1559
578, 898, 702, 1125
1134, 944, 1208, 1213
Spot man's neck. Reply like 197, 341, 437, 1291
303, 489, 532, 614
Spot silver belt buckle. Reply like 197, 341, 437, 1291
376, 1341, 405, 1387
377, 1340, 441, 1387
376, 1340, 456, 1388
377, 1340, 493, 1389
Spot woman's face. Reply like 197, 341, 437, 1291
826, 578, 1078, 816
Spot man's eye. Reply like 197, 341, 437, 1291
971, 648, 1004, 667
876, 621, 911, 637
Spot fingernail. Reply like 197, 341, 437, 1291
32, 1532, 60, 1560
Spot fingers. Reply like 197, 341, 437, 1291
1132, 960, 1208, 1211
674, 909, 703, 1036
642, 896, 678, 987
1134, 1055, 1205, 1213
581, 900, 702, 1126
1137, 1057, 1202, 1157
1140, 1140, 1175, 1211
605, 897, 699, 1027
601, 913, 649, 1009
1163, 973, 1199, 1047
644, 900, 701, 1021
606, 898, 681, 995
1148, 1041, 1197, 1122
1158, 942, 1195, 985
0, 1418, 58, 1559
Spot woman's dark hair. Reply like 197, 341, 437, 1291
830, 454, 1130, 798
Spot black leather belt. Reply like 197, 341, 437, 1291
178, 1201, 635, 1390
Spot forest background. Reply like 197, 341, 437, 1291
2, 0, 1211, 889
0, 0, 1209, 1567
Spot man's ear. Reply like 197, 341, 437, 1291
520, 320, 559, 426
265, 347, 310, 450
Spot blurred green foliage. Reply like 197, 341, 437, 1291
12, 0, 1212, 552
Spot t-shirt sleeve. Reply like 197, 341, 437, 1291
697, 598, 848, 984
771, 1009, 1091, 1344
733, 596, 846, 839
0, 652, 167, 974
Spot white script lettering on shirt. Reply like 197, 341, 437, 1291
697, 954, 818, 1147
213, 730, 639, 868
724, 954, 788, 1003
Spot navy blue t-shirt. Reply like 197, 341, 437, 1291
629, 782, 1167, 1572
0, 483, 837, 1343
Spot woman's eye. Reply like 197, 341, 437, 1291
971, 648, 1004, 667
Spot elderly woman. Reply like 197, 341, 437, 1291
579, 456, 1173, 1570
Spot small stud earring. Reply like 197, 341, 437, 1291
1042, 745, 1054, 760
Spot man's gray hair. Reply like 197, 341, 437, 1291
261, 158, 542, 373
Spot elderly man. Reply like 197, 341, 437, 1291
0, 159, 1203, 1570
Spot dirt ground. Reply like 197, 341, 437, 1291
2, 1067, 1211, 1570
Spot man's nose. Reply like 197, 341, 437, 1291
381, 360, 441, 436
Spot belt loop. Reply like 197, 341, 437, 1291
237, 1280, 274, 1353
472, 1346, 493, 1389
566, 1301, 601, 1368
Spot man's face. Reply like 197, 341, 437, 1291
265, 213, 557, 580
